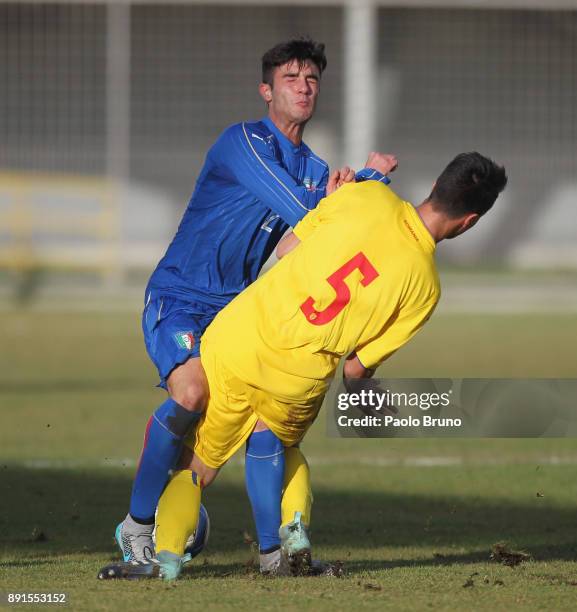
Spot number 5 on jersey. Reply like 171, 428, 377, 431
300, 252, 379, 326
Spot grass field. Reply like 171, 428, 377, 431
2, 308, 577, 610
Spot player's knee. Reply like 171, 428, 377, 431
171, 380, 207, 412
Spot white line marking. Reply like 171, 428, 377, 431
12, 455, 577, 470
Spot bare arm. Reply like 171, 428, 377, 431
343, 353, 399, 417
276, 232, 301, 259
343, 352, 375, 381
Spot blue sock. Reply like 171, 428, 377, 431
129, 398, 200, 523
245, 430, 285, 553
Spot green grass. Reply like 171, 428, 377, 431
1, 310, 577, 610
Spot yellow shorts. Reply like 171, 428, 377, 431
185, 343, 323, 469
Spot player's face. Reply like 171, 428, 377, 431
268, 59, 321, 125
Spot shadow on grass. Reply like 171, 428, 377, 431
1, 465, 577, 571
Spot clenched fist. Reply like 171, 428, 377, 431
364, 152, 398, 176
326, 165, 356, 195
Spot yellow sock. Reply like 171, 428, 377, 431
281, 447, 313, 526
155, 469, 201, 556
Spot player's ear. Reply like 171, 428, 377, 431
459, 213, 480, 235
259, 82, 273, 104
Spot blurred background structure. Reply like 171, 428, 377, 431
0, 0, 576, 305
2, 7, 577, 594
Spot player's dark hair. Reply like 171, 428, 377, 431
262, 37, 327, 86
428, 152, 507, 218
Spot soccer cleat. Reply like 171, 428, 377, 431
115, 519, 155, 563
97, 558, 160, 580
279, 511, 312, 576
260, 549, 342, 578
260, 548, 290, 576
116, 504, 209, 565
182, 503, 210, 564
156, 550, 183, 581
309, 559, 345, 578
97, 552, 184, 581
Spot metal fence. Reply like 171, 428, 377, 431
0, 1, 576, 278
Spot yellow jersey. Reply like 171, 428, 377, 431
202, 181, 440, 406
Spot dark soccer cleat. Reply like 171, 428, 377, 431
97, 553, 183, 581
97, 559, 160, 580
309, 559, 345, 578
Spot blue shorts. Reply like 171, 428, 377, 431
142, 293, 218, 388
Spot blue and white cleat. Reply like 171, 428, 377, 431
279, 511, 312, 576
115, 518, 155, 563
115, 504, 209, 566
182, 503, 210, 564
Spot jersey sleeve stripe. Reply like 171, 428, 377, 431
307, 153, 329, 169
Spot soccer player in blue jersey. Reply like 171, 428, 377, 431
114, 37, 398, 571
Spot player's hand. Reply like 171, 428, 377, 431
364, 152, 398, 176
343, 376, 399, 419
326, 166, 356, 195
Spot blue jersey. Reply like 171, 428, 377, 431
146, 117, 330, 309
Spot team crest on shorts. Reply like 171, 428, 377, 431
174, 331, 195, 351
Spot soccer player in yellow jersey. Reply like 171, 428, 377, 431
104, 152, 507, 580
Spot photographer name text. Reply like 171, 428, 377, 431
336, 390, 462, 429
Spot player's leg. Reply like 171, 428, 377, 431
255, 445, 314, 575
153, 346, 258, 579
279, 447, 340, 576
127, 357, 206, 517
119, 358, 206, 561
153, 451, 218, 580
117, 297, 210, 562
245, 420, 285, 571
276, 446, 313, 574
280, 447, 339, 576
243, 392, 319, 575
100, 451, 217, 582
282, 446, 312, 527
